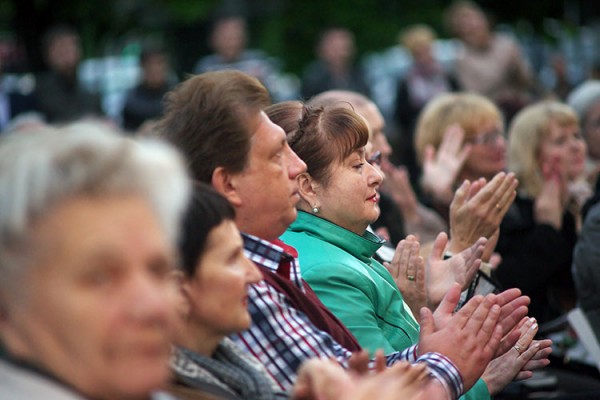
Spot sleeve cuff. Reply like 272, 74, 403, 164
417, 352, 464, 400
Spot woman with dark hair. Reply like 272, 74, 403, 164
169, 183, 274, 399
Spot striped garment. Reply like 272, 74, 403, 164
230, 233, 462, 399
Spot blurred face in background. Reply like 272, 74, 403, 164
538, 120, 586, 181
356, 101, 393, 176
47, 33, 81, 76
5, 194, 177, 399
142, 53, 169, 89
211, 17, 247, 62
450, 5, 490, 48
318, 29, 355, 70
462, 119, 506, 181
583, 101, 600, 160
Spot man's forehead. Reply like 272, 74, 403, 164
247, 111, 285, 151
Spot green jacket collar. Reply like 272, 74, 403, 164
288, 211, 384, 264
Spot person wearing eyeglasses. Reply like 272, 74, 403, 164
414, 93, 508, 220
413, 93, 516, 268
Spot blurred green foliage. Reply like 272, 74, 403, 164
0, 0, 591, 75
249, 0, 454, 75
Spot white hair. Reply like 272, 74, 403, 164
567, 80, 600, 122
0, 122, 190, 297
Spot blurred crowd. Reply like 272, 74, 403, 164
1, 2, 599, 137
3, 0, 600, 399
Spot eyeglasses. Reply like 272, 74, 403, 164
368, 151, 382, 167
467, 129, 504, 146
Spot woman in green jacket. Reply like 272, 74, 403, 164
267, 101, 550, 400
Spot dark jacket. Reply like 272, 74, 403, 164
122, 83, 171, 132
495, 195, 578, 323
34, 71, 103, 123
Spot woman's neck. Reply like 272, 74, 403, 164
174, 321, 222, 357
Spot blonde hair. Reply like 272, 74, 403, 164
399, 24, 436, 55
508, 101, 578, 197
414, 92, 502, 165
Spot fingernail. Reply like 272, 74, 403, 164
531, 323, 538, 331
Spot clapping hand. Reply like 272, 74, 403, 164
384, 235, 428, 319
535, 155, 567, 229
426, 232, 486, 308
421, 124, 472, 205
448, 172, 518, 255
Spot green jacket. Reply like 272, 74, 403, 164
282, 211, 419, 353
281, 211, 490, 400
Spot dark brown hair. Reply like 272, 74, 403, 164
158, 70, 271, 183
267, 102, 369, 186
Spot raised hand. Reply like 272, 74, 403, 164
481, 317, 549, 395
418, 284, 503, 392
492, 288, 530, 344
421, 124, 472, 205
517, 339, 552, 380
448, 171, 518, 255
425, 232, 486, 308
535, 156, 566, 229
384, 235, 428, 318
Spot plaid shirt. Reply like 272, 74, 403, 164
231, 233, 463, 399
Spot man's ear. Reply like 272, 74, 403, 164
297, 172, 319, 207
211, 166, 243, 207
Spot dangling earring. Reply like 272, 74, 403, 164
312, 205, 320, 214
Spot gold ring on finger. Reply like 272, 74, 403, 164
513, 344, 523, 354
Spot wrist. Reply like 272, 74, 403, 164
418, 352, 464, 399
446, 239, 467, 255
481, 375, 499, 396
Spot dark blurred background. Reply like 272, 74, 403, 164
3, 0, 600, 131
2, 0, 599, 74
